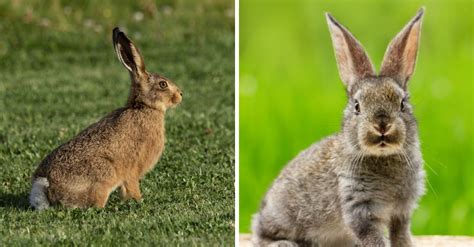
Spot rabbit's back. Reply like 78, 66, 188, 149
254, 135, 349, 243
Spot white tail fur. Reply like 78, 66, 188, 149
29, 177, 50, 210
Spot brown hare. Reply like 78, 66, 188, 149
29, 28, 182, 209
252, 8, 425, 247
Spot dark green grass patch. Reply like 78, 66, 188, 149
0, 0, 234, 245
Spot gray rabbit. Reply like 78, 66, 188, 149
252, 8, 426, 247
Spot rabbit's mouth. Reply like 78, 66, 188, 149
363, 132, 402, 155
367, 135, 399, 146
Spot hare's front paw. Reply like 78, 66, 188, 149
120, 181, 142, 202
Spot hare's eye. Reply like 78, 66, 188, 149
159, 80, 168, 89
354, 100, 360, 114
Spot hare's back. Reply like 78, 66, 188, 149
33, 109, 127, 180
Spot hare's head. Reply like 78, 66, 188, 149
113, 28, 182, 111
326, 9, 424, 156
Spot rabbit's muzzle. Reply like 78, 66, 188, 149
364, 125, 402, 151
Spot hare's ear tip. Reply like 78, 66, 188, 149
113, 27, 123, 37
112, 27, 121, 43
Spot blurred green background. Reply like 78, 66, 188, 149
240, 0, 473, 235
0, 0, 234, 245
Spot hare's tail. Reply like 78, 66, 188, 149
29, 177, 50, 210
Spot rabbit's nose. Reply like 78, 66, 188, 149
374, 123, 391, 135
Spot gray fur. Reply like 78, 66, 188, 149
252, 9, 425, 247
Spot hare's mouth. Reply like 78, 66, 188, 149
171, 93, 182, 105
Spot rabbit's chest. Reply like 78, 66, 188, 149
339, 159, 422, 204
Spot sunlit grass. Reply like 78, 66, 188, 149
0, 0, 235, 244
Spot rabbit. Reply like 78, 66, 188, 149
252, 8, 425, 247
29, 27, 183, 209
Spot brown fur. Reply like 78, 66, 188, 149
30, 27, 182, 209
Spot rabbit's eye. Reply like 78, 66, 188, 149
354, 100, 360, 114
159, 80, 168, 89
400, 98, 406, 111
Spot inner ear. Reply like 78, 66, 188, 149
326, 13, 376, 92
113, 28, 146, 77
379, 8, 424, 89
115, 42, 134, 72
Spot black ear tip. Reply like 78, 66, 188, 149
112, 27, 121, 43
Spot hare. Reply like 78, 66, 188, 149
29, 28, 182, 209
252, 8, 425, 247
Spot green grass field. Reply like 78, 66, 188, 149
0, 0, 234, 245
240, 0, 473, 236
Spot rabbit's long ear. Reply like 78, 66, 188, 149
380, 8, 424, 90
326, 13, 375, 92
113, 27, 147, 78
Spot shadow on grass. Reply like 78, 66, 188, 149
0, 192, 30, 210
0, 191, 144, 211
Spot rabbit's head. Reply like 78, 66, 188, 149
326, 9, 424, 156
113, 28, 182, 111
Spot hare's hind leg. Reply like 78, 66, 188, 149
89, 181, 119, 208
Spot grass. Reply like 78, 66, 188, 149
239, 0, 473, 236
0, 0, 234, 245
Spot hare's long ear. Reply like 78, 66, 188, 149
380, 8, 424, 90
113, 27, 147, 78
326, 13, 375, 93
